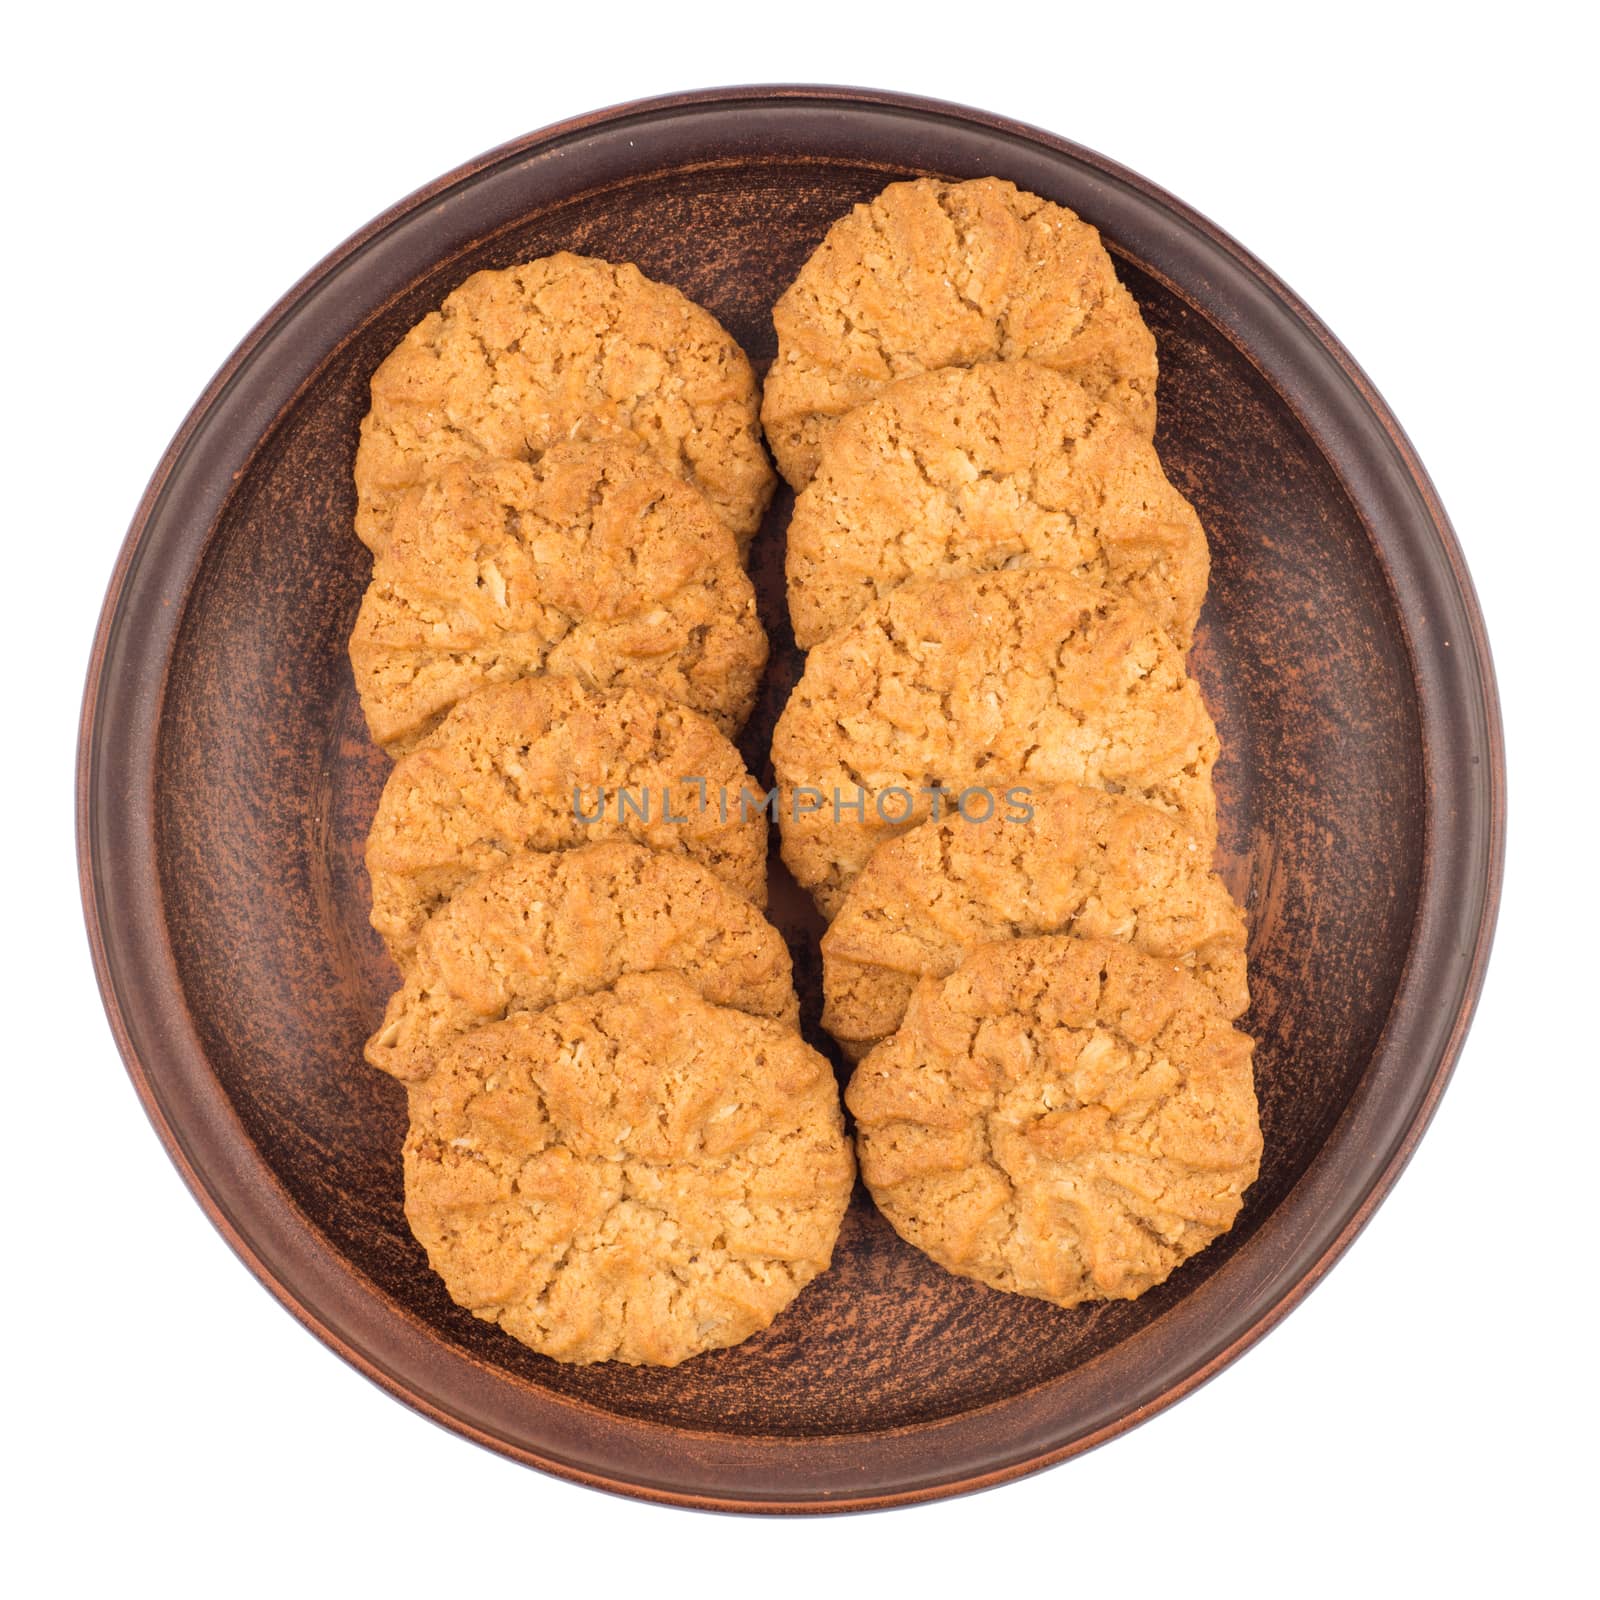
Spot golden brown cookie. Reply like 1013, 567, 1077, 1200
786, 361, 1207, 650
822, 785, 1247, 1060
355, 252, 774, 552
404, 971, 854, 1366
365, 840, 797, 1084
847, 935, 1261, 1308
771, 570, 1220, 918
347, 439, 767, 755
365, 677, 769, 968
761, 177, 1158, 487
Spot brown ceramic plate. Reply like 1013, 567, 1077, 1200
78, 86, 1503, 1513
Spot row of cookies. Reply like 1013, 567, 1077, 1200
762, 178, 1262, 1306
347, 257, 854, 1365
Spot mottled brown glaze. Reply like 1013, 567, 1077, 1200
78, 88, 1503, 1511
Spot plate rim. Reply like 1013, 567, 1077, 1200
77, 83, 1506, 1514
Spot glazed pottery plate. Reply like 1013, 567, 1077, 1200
78, 87, 1503, 1512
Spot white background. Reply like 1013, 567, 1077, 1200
7, 3, 1594, 1594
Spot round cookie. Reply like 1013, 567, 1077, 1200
786, 361, 1208, 650
366, 677, 768, 968
404, 970, 854, 1366
348, 438, 767, 755
355, 252, 774, 552
365, 840, 797, 1084
822, 784, 1247, 1060
771, 569, 1220, 918
761, 177, 1158, 487
847, 935, 1261, 1308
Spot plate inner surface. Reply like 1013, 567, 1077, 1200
153, 150, 1423, 1439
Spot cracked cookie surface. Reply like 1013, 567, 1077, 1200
761, 177, 1158, 487
847, 935, 1260, 1308
355, 252, 774, 550
366, 840, 797, 1084
366, 676, 768, 968
771, 569, 1220, 918
348, 438, 767, 755
404, 970, 854, 1365
786, 360, 1207, 650
823, 784, 1247, 1059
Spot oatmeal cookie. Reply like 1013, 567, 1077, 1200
366, 676, 768, 968
771, 570, 1219, 917
847, 935, 1261, 1308
356, 252, 773, 551
348, 438, 766, 755
366, 840, 796, 1084
823, 784, 1246, 1059
761, 177, 1157, 486
787, 361, 1206, 649
405, 971, 854, 1365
